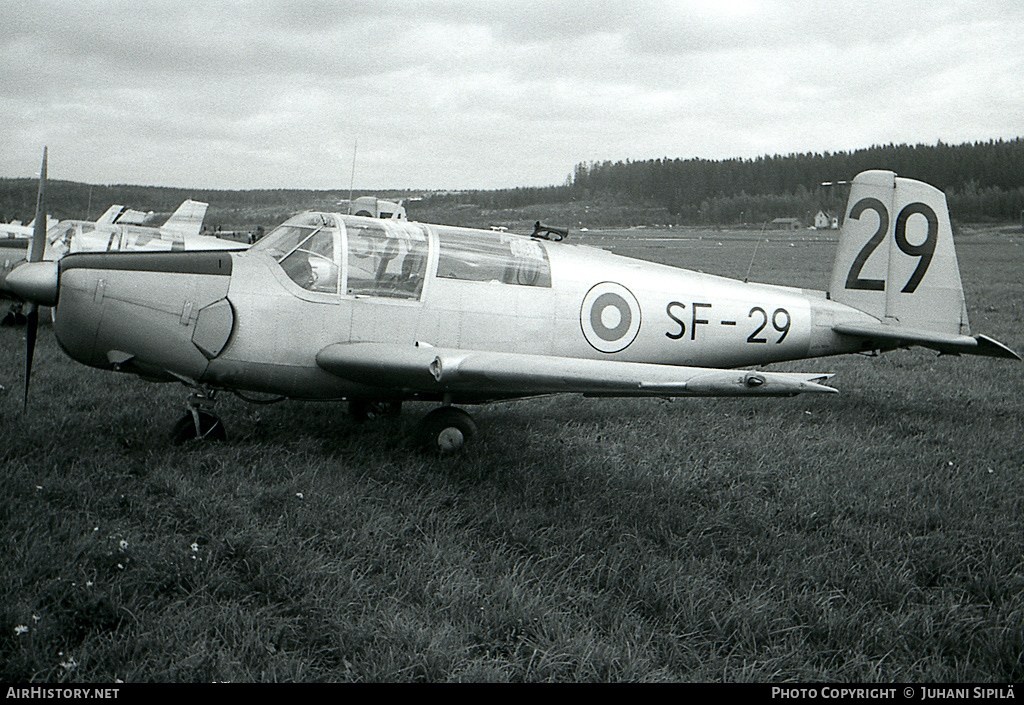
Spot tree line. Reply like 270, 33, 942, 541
421, 138, 1024, 224
569, 138, 1024, 223
0, 179, 346, 225
4, 138, 1022, 226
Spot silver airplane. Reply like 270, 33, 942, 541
41, 198, 243, 259
8, 151, 1019, 452
1, 199, 225, 259
2, 204, 138, 243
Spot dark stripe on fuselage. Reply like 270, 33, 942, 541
60, 251, 233, 276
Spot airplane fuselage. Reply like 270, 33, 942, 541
51, 214, 880, 403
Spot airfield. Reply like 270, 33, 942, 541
1, 222, 1022, 681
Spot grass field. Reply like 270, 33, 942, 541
1, 225, 1021, 682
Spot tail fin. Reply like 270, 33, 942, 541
829, 170, 1019, 360
829, 170, 967, 336
161, 199, 208, 238
95, 205, 125, 225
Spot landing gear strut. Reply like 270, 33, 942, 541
415, 406, 477, 454
172, 389, 226, 444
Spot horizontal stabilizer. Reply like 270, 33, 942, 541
833, 321, 1021, 360
316, 342, 837, 400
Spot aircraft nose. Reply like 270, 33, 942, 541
6, 260, 58, 306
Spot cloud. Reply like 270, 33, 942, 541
1, 0, 1021, 190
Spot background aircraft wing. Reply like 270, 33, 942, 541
316, 342, 837, 400
160, 199, 208, 238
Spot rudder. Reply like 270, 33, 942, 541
829, 170, 969, 337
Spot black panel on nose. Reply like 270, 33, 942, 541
60, 251, 233, 276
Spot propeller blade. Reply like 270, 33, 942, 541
28, 147, 47, 263
24, 303, 38, 412
23, 147, 47, 412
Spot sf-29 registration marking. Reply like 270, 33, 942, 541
665, 301, 792, 344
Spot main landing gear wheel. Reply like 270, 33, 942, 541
349, 399, 403, 423
415, 407, 477, 454
171, 410, 227, 444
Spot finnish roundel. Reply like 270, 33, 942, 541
580, 282, 641, 353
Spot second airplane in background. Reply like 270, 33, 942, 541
41, 198, 244, 259
2, 187, 246, 321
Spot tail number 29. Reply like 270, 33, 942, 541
844, 198, 938, 294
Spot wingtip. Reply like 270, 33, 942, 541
803, 380, 839, 394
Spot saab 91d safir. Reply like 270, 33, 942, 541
8, 152, 1019, 452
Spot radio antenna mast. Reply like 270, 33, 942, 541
744, 220, 769, 283
347, 140, 357, 214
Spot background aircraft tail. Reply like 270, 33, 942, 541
829, 170, 968, 336
95, 205, 125, 225
161, 199, 209, 238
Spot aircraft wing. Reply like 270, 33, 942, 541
161, 199, 209, 238
316, 342, 837, 400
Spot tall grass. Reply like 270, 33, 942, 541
1, 227, 1021, 682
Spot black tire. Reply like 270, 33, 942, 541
349, 399, 403, 423
1, 309, 26, 326
415, 407, 477, 454
171, 411, 227, 444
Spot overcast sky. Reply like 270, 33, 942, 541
2, 1, 1022, 191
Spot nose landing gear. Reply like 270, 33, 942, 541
172, 389, 226, 444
